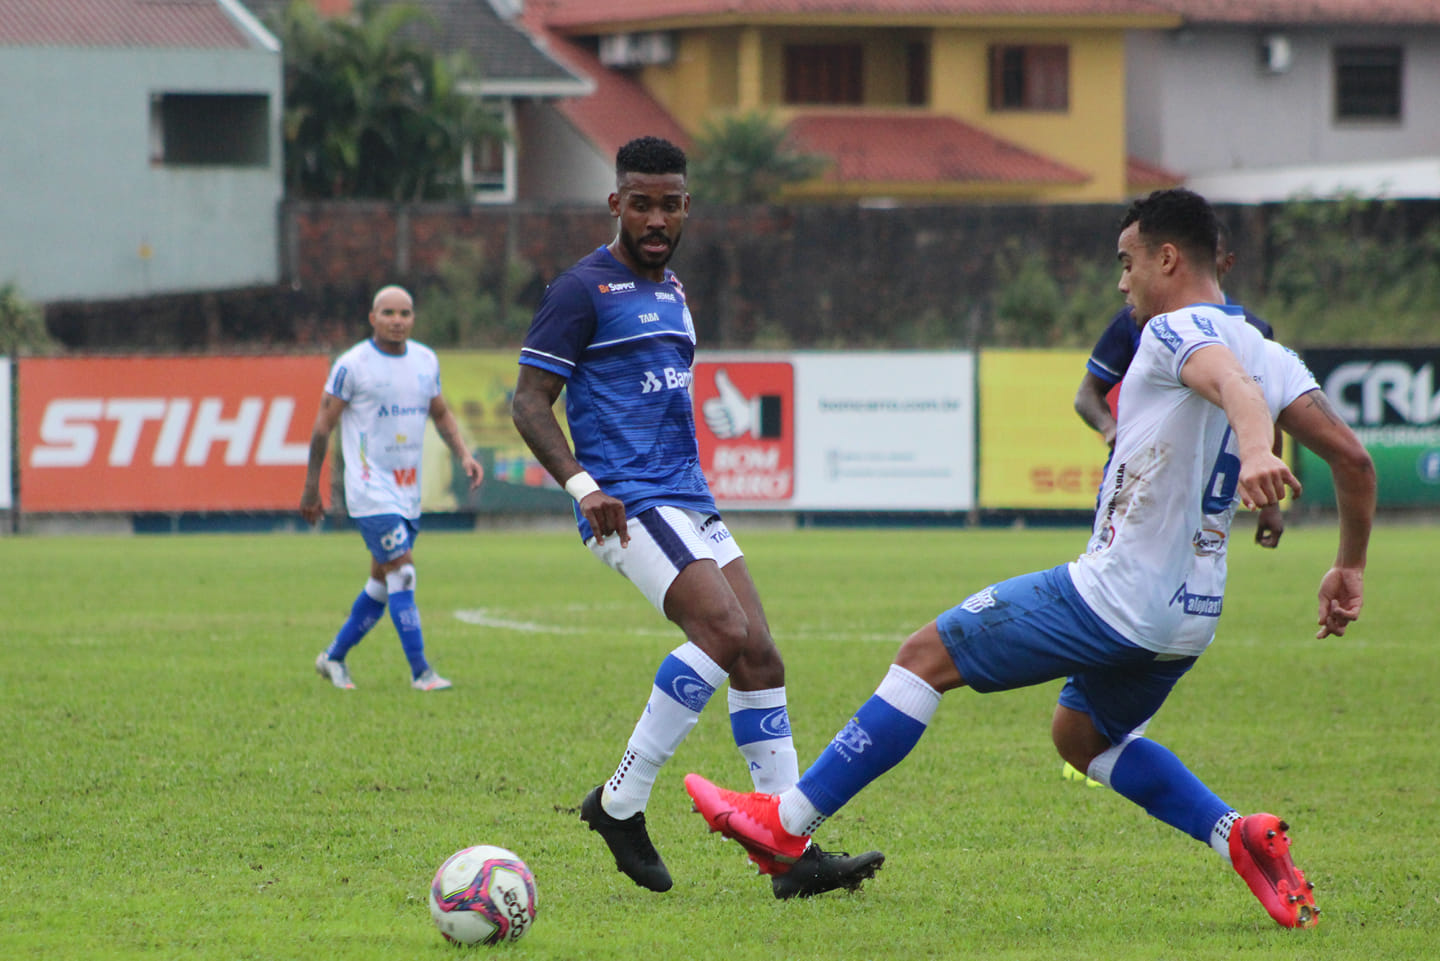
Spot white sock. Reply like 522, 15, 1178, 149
604, 642, 727, 819
728, 686, 801, 794
1210, 809, 1241, 861
778, 787, 827, 838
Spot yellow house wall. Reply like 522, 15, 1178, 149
929, 28, 1127, 201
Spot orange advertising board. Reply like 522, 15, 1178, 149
19, 356, 331, 511
979, 349, 1109, 510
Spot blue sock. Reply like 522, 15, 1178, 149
327, 583, 386, 661
796, 666, 940, 815
1108, 737, 1232, 844
388, 590, 428, 679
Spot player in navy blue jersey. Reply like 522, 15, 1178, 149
511, 136, 882, 900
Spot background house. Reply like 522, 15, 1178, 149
243, 0, 591, 203
522, 0, 1186, 205
0, 0, 284, 303
1129, 0, 1440, 201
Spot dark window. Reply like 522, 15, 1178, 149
151, 93, 270, 166
784, 44, 863, 104
1334, 46, 1402, 120
988, 44, 1068, 111
905, 42, 929, 106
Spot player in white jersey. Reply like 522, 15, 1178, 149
512, 137, 882, 900
686, 189, 1375, 931
300, 285, 482, 691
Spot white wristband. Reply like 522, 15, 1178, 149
564, 470, 601, 502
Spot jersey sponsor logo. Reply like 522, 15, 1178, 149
1192, 527, 1227, 555
392, 466, 418, 487
1151, 318, 1183, 353
639, 312, 661, 324
332, 365, 349, 395
1191, 313, 1217, 337
654, 291, 677, 303
640, 368, 692, 393
597, 281, 637, 294
379, 521, 411, 553
959, 585, 998, 614
834, 718, 872, 756
1170, 583, 1224, 617
376, 403, 428, 418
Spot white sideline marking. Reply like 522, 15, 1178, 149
452, 608, 898, 642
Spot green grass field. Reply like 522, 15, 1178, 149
2, 522, 1435, 960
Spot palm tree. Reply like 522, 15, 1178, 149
276, 0, 505, 201
688, 111, 828, 204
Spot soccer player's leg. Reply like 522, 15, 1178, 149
1065, 665, 1317, 927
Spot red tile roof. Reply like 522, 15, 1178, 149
786, 112, 1089, 186
535, 0, 1180, 31
0, 0, 253, 48
1152, 0, 1440, 24
1126, 155, 1184, 190
522, 22, 692, 159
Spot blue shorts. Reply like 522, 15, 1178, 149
937, 565, 1196, 744
353, 514, 419, 564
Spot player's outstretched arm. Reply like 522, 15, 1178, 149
429, 395, 483, 490
512, 365, 629, 546
1278, 388, 1376, 638
1074, 371, 1119, 447
300, 392, 346, 525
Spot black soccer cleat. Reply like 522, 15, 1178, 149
770, 843, 885, 900
579, 785, 673, 892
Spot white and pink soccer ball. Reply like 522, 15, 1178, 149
428, 845, 537, 946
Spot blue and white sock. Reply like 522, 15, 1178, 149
385, 566, 427, 679
326, 578, 387, 661
781, 664, 941, 836
1090, 734, 1234, 849
729, 686, 801, 794
605, 642, 727, 819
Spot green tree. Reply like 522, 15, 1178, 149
275, 0, 505, 201
0, 284, 56, 354
688, 112, 828, 204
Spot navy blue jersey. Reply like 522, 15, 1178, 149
1085, 304, 1274, 387
519, 246, 716, 537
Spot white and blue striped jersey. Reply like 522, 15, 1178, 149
326, 339, 441, 519
519, 247, 716, 538
1069, 304, 1318, 656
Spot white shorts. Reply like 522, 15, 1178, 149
587, 505, 744, 613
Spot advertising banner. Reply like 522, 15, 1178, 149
978, 349, 1107, 510
1297, 348, 1440, 509
693, 359, 795, 504
426, 351, 569, 514
0, 359, 10, 509
19, 356, 330, 512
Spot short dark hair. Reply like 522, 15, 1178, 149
1120, 188, 1218, 266
616, 137, 687, 179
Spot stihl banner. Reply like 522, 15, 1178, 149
19, 356, 330, 511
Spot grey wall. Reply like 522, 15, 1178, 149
0, 45, 283, 303
1127, 26, 1440, 178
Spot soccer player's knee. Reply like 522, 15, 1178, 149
385, 563, 417, 595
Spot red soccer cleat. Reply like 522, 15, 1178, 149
1230, 813, 1319, 928
684, 773, 809, 875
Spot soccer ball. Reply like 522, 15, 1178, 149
428, 845, 538, 946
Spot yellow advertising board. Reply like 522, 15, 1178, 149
423, 350, 569, 513
979, 349, 1109, 510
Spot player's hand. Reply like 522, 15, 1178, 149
1316, 565, 1364, 638
581, 491, 630, 548
1254, 503, 1285, 548
702, 368, 758, 439
461, 455, 484, 491
299, 488, 325, 525
1237, 451, 1301, 511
